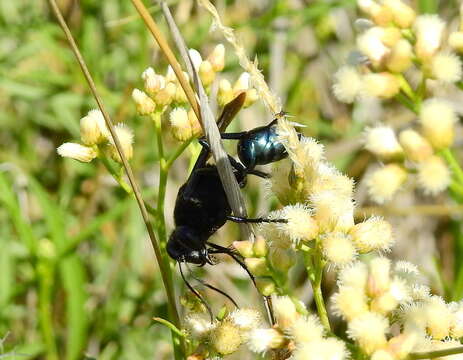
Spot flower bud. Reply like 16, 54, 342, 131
358, 0, 393, 26
321, 232, 357, 266
371, 350, 395, 360
288, 315, 324, 344
417, 155, 450, 195
247, 328, 285, 353
347, 312, 389, 355
384, 0, 416, 28
233, 72, 251, 94
380, 27, 402, 47
132, 88, 156, 115
338, 261, 368, 290
430, 52, 462, 83
362, 73, 400, 99
142, 67, 165, 96
370, 291, 398, 315
174, 83, 188, 104
154, 82, 176, 107
398, 129, 433, 162
207, 44, 225, 72
366, 164, 408, 204
229, 308, 261, 331
57, 142, 97, 163
187, 108, 202, 138
170, 107, 201, 141
414, 15, 445, 60
424, 297, 453, 339
253, 236, 268, 257
419, 99, 457, 149
199, 60, 216, 87
255, 278, 276, 296
311, 191, 354, 233
80, 109, 109, 145
386, 39, 413, 73
245, 258, 270, 277
185, 313, 215, 339
272, 204, 319, 245
387, 333, 417, 360
211, 320, 242, 355
108, 124, 134, 163
332, 286, 369, 321
292, 338, 348, 360
217, 79, 234, 107
273, 296, 298, 330
333, 66, 364, 104
165, 65, 177, 83
357, 27, 390, 67
364, 126, 403, 160
350, 217, 394, 253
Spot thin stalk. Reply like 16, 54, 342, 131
395, 92, 418, 114
46, 1, 183, 357
408, 345, 463, 359
304, 246, 331, 331
440, 148, 463, 187
397, 74, 416, 101
167, 139, 193, 169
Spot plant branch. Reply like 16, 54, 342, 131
408, 346, 463, 359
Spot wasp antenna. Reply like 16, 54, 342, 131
186, 263, 239, 308
179, 262, 213, 322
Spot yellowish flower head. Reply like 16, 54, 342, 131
333, 66, 364, 103
80, 109, 109, 145
430, 52, 462, 83
211, 320, 243, 355
419, 98, 457, 149
386, 38, 413, 73
332, 286, 369, 321
398, 129, 433, 163
357, 27, 390, 67
273, 295, 298, 331
288, 315, 324, 344
347, 312, 389, 355
184, 313, 215, 339
321, 232, 357, 266
362, 73, 400, 99
229, 308, 261, 331
364, 125, 403, 160
366, 164, 408, 204
108, 123, 134, 163
292, 338, 348, 360
417, 155, 451, 195
271, 204, 319, 245
350, 217, 394, 253
311, 190, 355, 232
132, 88, 156, 115
207, 44, 225, 72
247, 328, 285, 354
414, 15, 446, 60
367, 257, 392, 297
337, 261, 368, 290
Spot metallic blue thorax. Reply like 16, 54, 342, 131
237, 124, 287, 169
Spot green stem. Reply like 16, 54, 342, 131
151, 111, 184, 360
395, 92, 418, 114
37, 260, 58, 360
98, 149, 133, 194
440, 148, 463, 187
408, 345, 463, 359
397, 74, 416, 102
304, 245, 331, 331
153, 317, 186, 338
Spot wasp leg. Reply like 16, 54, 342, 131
179, 262, 213, 322
220, 131, 247, 139
185, 263, 239, 308
207, 242, 276, 325
227, 215, 287, 224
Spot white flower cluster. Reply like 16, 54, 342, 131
57, 109, 133, 164
132, 45, 259, 142
363, 98, 456, 203
246, 295, 348, 360
257, 119, 394, 269
334, 1, 463, 103
333, 256, 463, 360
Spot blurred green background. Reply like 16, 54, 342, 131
3, 0, 462, 359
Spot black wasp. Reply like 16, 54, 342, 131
166, 94, 292, 318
